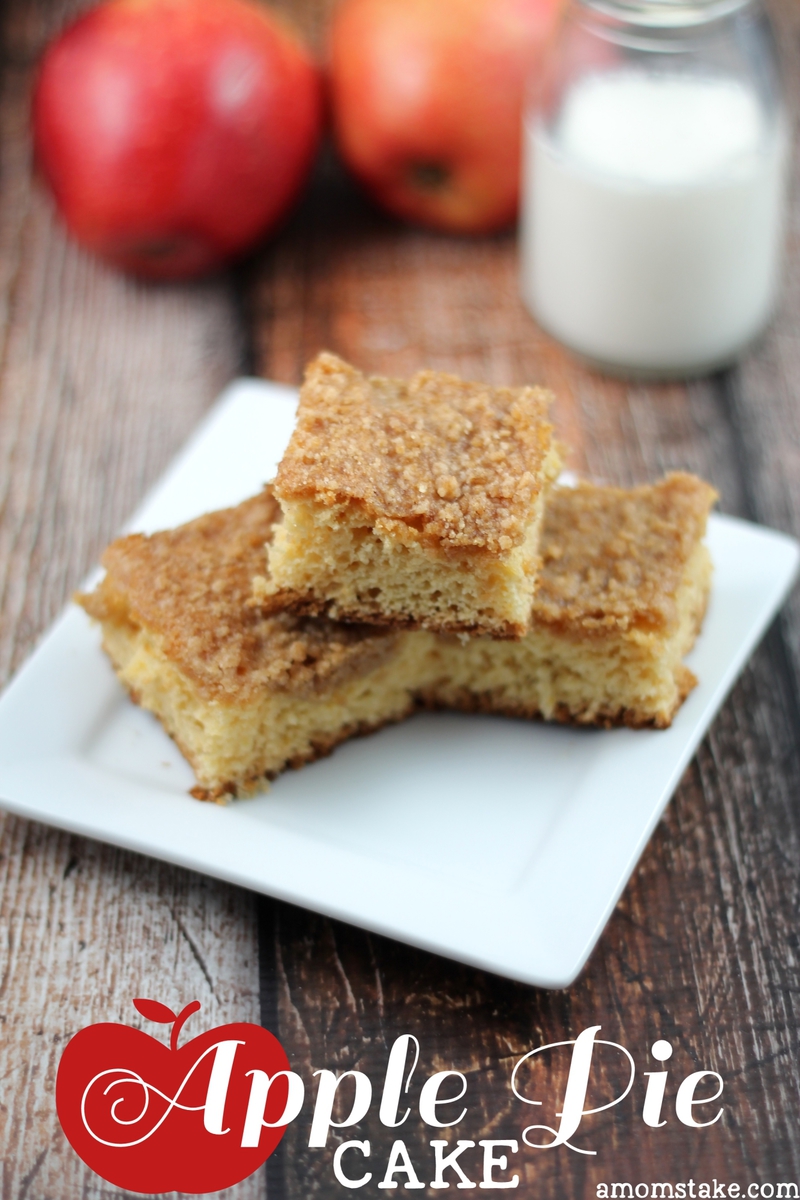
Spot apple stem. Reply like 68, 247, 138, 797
170, 1000, 201, 1052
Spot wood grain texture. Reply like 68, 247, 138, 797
0, 822, 265, 1200
248, 0, 800, 1195
0, 1, 262, 1196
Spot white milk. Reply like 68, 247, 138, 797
520, 71, 787, 374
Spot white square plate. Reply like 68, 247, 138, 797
0, 380, 796, 988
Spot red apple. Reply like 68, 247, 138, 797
56, 999, 294, 1193
328, 0, 563, 234
33, 0, 323, 279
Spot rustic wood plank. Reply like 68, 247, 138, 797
0, 821, 265, 1200
0, 2, 263, 1196
248, 0, 800, 1194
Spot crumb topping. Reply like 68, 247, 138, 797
275, 353, 557, 553
78, 492, 399, 704
533, 473, 717, 633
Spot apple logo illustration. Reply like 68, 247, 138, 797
56, 998, 298, 1194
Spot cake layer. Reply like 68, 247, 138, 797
78, 473, 716, 801
264, 353, 561, 637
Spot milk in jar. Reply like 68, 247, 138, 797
520, 1, 789, 377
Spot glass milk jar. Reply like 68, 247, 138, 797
520, 0, 789, 377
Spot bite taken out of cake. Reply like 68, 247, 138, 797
260, 352, 562, 639
77, 473, 716, 802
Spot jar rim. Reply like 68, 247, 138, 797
579, 0, 752, 27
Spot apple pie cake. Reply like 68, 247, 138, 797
262, 353, 561, 638
78, 473, 715, 801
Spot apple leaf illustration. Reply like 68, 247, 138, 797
133, 998, 178, 1024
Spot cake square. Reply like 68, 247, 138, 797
78, 472, 715, 801
426, 472, 717, 731
262, 353, 562, 638
77, 491, 420, 802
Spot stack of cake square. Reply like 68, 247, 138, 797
80, 353, 716, 801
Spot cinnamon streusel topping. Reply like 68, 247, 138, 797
274, 353, 557, 554
533, 473, 717, 634
79, 492, 398, 704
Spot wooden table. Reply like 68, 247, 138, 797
1, 0, 799, 1195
